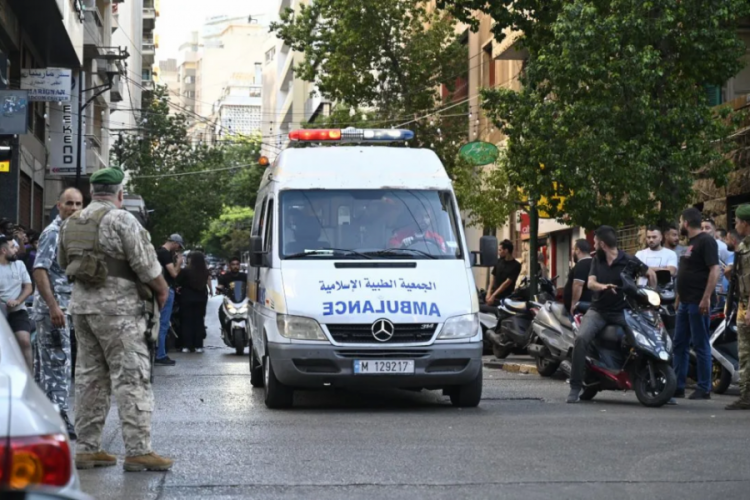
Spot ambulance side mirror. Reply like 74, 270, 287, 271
477, 235, 498, 267
249, 236, 269, 268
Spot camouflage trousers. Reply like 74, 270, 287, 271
33, 315, 72, 416
738, 323, 750, 398
73, 314, 154, 457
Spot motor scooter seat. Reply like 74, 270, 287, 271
599, 325, 625, 345
504, 299, 527, 313
550, 303, 573, 330
575, 302, 591, 314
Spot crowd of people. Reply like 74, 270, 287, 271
484, 207, 749, 410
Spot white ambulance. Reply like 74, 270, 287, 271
247, 128, 496, 408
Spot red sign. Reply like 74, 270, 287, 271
520, 212, 530, 240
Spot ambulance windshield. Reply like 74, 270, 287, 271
279, 189, 463, 260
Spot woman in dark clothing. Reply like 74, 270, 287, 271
176, 251, 212, 353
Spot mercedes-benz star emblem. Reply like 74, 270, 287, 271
371, 319, 395, 342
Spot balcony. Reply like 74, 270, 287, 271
142, 37, 156, 64
110, 75, 123, 103
143, 0, 158, 30
83, 8, 104, 58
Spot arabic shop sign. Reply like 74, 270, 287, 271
458, 141, 500, 167
21, 68, 73, 102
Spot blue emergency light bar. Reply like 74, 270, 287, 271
288, 127, 414, 143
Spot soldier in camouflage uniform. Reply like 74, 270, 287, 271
58, 167, 172, 471
32, 188, 83, 439
727, 204, 750, 410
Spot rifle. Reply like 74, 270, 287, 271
726, 254, 739, 316
142, 288, 160, 383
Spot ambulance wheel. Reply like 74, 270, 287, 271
448, 370, 482, 408
263, 355, 293, 409
250, 348, 264, 388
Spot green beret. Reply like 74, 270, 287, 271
737, 204, 750, 222
90, 167, 124, 185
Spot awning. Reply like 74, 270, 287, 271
7, 0, 81, 67
492, 29, 528, 61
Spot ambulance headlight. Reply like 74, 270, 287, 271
438, 313, 479, 340
276, 315, 327, 341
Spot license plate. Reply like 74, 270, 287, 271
353, 359, 415, 374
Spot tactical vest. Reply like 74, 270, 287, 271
62, 207, 139, 287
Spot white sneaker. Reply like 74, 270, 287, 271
195, 348, 204, 353
181, 348, 190, 353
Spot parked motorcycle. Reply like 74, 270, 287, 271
578, 260, 676, 407
710, 306, 739, 394
655, 270, 676, 339
486, 276, 558, 359
478, 288, 500, 355
528, 300, 588, 377
219, 280, 250, 355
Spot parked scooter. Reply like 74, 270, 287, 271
219, 280, 250, 355
478, 289, 499, 355
528, 300, 588, 377
486, 276, 558, 359
654, 270, 676, 338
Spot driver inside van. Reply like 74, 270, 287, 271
389, 207, 446, 252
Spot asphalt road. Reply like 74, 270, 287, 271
77, 294, 750, 500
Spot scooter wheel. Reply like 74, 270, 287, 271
634, 361, 677, 408
580, 386, 599, 401
535, 356, 561, 377
712, 361, 732, 394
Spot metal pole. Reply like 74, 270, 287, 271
529, 200, 539, 299
75, 71, 83, 188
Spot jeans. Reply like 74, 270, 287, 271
673, 302, 712, 393
156, 288, 175, 360
570, 309, 631, 389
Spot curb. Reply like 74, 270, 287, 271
484, 360, 539, 375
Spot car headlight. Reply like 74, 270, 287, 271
437, 313, 479, 340
276, 315, 327, 341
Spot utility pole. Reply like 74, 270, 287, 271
528, 198, 539, 299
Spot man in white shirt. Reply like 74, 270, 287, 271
0, 234, 34, 368
635, 227, 678, 283
701, 217, 731, 265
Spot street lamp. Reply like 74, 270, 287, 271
75, 47, 130, 187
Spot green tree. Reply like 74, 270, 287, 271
200, 205, 254, 259
438, 0, 750, 228
271, 0, 496, 223
113, 87, 265, 247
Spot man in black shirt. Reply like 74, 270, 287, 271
672, 208, 720, 401
563, 239, 593, 316
485, 240, 522, 305
217, 257, 249, 330
154, 234, 184, 366
567, 226, 654, 403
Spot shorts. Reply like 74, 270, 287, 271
8, 309, 32, 333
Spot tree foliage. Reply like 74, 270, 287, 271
113, 86, 264, 248
200, 205, 254, 259
271, 1, 500, 224
438, 0, 750, 228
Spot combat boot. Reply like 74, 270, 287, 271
725, 396, 750, 410
76, 451, 118, 469
123, 452, 174, 472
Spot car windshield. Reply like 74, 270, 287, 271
279, 189, 463, 260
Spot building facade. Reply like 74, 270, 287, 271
0, 0, 125, 229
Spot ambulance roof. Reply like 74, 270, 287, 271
267, 147, 453, 191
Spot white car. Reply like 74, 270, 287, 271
0, 314, 81, 494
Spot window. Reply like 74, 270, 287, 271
265, 47, 276, 64
279, 189, 464, 260
483, 42, 495, 87
263, 200, 274, 253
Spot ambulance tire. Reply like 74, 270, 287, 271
448, 370, 483, 408
264, 355, 294, 409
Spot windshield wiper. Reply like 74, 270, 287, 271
366, 248, 438, 259
285, 248, 373, 259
